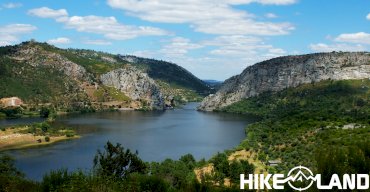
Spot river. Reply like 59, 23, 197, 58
2, 103, 256, 180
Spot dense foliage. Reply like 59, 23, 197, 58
0, 142, 244, 191
220, 79, 370, 175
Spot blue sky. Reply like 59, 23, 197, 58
0, 0, 369, 80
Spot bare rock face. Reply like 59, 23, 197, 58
10, 42, 90, 81
100, 66, 164, 109
199, 52, 370, 111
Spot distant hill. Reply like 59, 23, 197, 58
0, 41, 210, 111
202, 80, 223, 91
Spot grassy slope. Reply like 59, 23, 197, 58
219, 79, 370, 173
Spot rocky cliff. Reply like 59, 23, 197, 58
100, 66, 164, 109
198, 52, 370, 111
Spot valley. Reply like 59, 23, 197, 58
0, 43, 369, 191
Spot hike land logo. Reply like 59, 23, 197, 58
240, 165, 369, 191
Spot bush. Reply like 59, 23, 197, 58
45, 136, 50, 142
41, 169, 88, 192
39, 107, 50, 118
0, 107, 22, 118
41, 122, 50, 133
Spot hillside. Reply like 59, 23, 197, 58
0, 41, 210, 112
219, 79, 370, 174
199, 52, 370, 111
119, 55, 210, 96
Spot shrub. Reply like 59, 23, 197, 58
39, 107, 50, 118
45, 136, 50, 142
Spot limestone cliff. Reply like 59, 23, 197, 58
100, 66, 164, 109
198, 52, 370, 111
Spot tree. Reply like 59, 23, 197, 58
179, 154, 196, 169
93, 141, 146, 180
0, 155, 23, 177
39, 107, 50, 118
41, 122, 50, 133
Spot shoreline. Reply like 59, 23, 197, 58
0, 127, 80, 152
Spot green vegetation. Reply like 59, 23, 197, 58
156, 80, 203, 103
93, 86, 131, 102
209, 152, 254, 185
121, 56, 211, 95
0, 107, 23, 119
37, 42, 127, 76
3, 118, 77, 138
0, 155, 39, 192
0, 58, 80, 104
0, 41, 209, 113
0, 142, 245, 191
219, 79, 370, 175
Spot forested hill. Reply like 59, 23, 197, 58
0, 41, 210, 111
219, 79, 370, 174
118, 55, 210, 95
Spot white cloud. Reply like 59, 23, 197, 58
309, 43, 366, 52
227, 0, 296, 5
130, 35, 287, 80
107, 0, 295, 36
265, 13, 278, 18
63, 15, 169, 40
2, 2, 22, 9
47, 37, 71, 44
83, 39, 112, 45
28, 7, 68, 18
159, 37, 203, 57
203, 35, 283, 57
334, 32, 370, 45
0, 24, 37, 46
29, 7, 169, 40
367, 13, 370, 20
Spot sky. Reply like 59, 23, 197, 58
0, 0, 369, 80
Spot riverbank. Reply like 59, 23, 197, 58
0, 126, 80, 151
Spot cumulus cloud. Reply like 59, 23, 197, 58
2, 2, 22, 9
309, 43, 366, 52
28, 7, 169, 40
0, 24, 37, 46
28, 7, 68, 18
47, 37, 71, 44
107, 0, 295, 36
203, 35, 283, 57
64, 15, 168, 40
334, 32, 370, 45
159, 37, 203, 57
367, 13, 370, 20
131, 35, 287, 80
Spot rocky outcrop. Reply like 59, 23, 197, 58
10, 42, 90, 81
100, 66, 164, 109
199, 52, 370, 111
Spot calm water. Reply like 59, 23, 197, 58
2, 103, 255, 181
